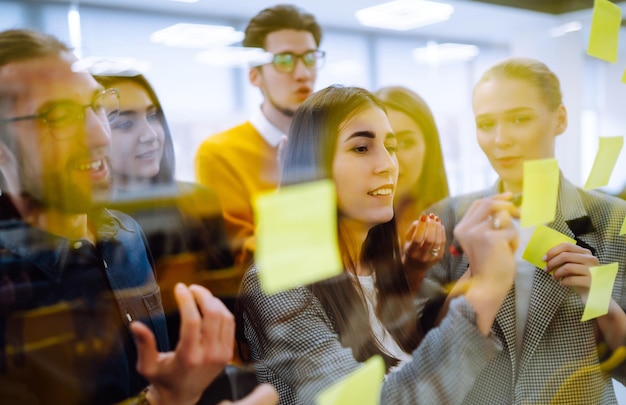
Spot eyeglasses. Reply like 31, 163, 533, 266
0, 88, 120, 140
267, 50, 326, 74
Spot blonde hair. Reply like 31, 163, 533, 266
475, 57, 562, 111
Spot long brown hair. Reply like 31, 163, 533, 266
245, 85, 422, 369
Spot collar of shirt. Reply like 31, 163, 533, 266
249, 106, 286, 148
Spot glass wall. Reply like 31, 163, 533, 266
5, 0, 625, 194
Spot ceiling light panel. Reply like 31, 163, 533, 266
356, 0, 454, 31
150, 23, 244, 48
195, 47, 273, 67
412, 42, 479, 64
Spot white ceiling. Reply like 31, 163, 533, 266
43, 0, 600, 47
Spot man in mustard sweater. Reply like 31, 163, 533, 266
195, 4, 324, 268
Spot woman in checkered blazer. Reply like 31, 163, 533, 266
422, 57, 626, 404
237, 85, 522, 404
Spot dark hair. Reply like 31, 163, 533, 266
243, 4, 322, 49
94, 74, 175, 186
375, 86, 449, 214
0, 29, 71, 109
475, 56, 563, 111
269, 85, 421, 369
0, 29, 70, 68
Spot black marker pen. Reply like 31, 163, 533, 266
449, 193, 523, 257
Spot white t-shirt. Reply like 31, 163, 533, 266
357, 274, 413, 372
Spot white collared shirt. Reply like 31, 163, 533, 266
249, 106, 285, 148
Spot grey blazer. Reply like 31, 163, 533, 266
240, 266, 504, 404
422, 177, 626, 404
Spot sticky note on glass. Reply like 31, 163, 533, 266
316, 355, 384, 405
521, 158, 560, 228
254, 179, 342, 294
581, 262, 619, 321
584, 136, 624, 189
522, 225, 576, 269
622, 69, 626, 84
587, 0, 621, 63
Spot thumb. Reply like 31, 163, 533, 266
130, 321, 159, 379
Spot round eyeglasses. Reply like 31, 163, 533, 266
0, 88, 120, 140
268, 50, 326, 74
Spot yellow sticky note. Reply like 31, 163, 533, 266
620, 215, 626, 235
522, 225, 576, 269
584, 136, 624, 189
521, 158, 560, 228
587, 0, 621, 63
254, 179, 342, 294
581, 262, 619, 321
622, 68, 626, 84
316, 355, 384, 405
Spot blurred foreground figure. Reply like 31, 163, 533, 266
0, 29, 276, 405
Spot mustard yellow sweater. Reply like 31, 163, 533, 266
194, 121, 279, 265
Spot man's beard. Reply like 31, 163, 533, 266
18, 157, 111, 214
268, 95, 296, 118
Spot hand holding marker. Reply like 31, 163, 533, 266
449, 194, 522, 257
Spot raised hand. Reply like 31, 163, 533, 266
130, 283, 235, 405
402, 213, 446, 292
543, 243, 597, 301
453, 193, 519, 334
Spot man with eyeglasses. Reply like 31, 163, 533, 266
0, 29, 277, 405
195, 4, 324, 269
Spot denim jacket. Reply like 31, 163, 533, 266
0, 209, 168, 404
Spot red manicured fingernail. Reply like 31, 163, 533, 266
435, 216, 440, 222
420, 214, 427, 222
429, 213, 435, 219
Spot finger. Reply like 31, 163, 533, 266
434, 220, 445, 247
233, 384, 279, 405
545, 242, 591, 260
557, 274, 590, 289
175, 283, 202, 354
414, 214, 428, 246
464, 198, 518, 224
492, 221, 519, 253
490, 208, 514, 231
189, 285, 235, 359
489, 201, 520, 220
492, 191, 515, 201
403, 220, 419, 245
545, 251, 598, 273
130, 321, 159, 379
420, 214, 439, 249
550, 263, 590, 280
405, 215, 428, 254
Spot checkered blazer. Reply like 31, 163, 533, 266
240, 267, 504, 404
422, 177, 626, 404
